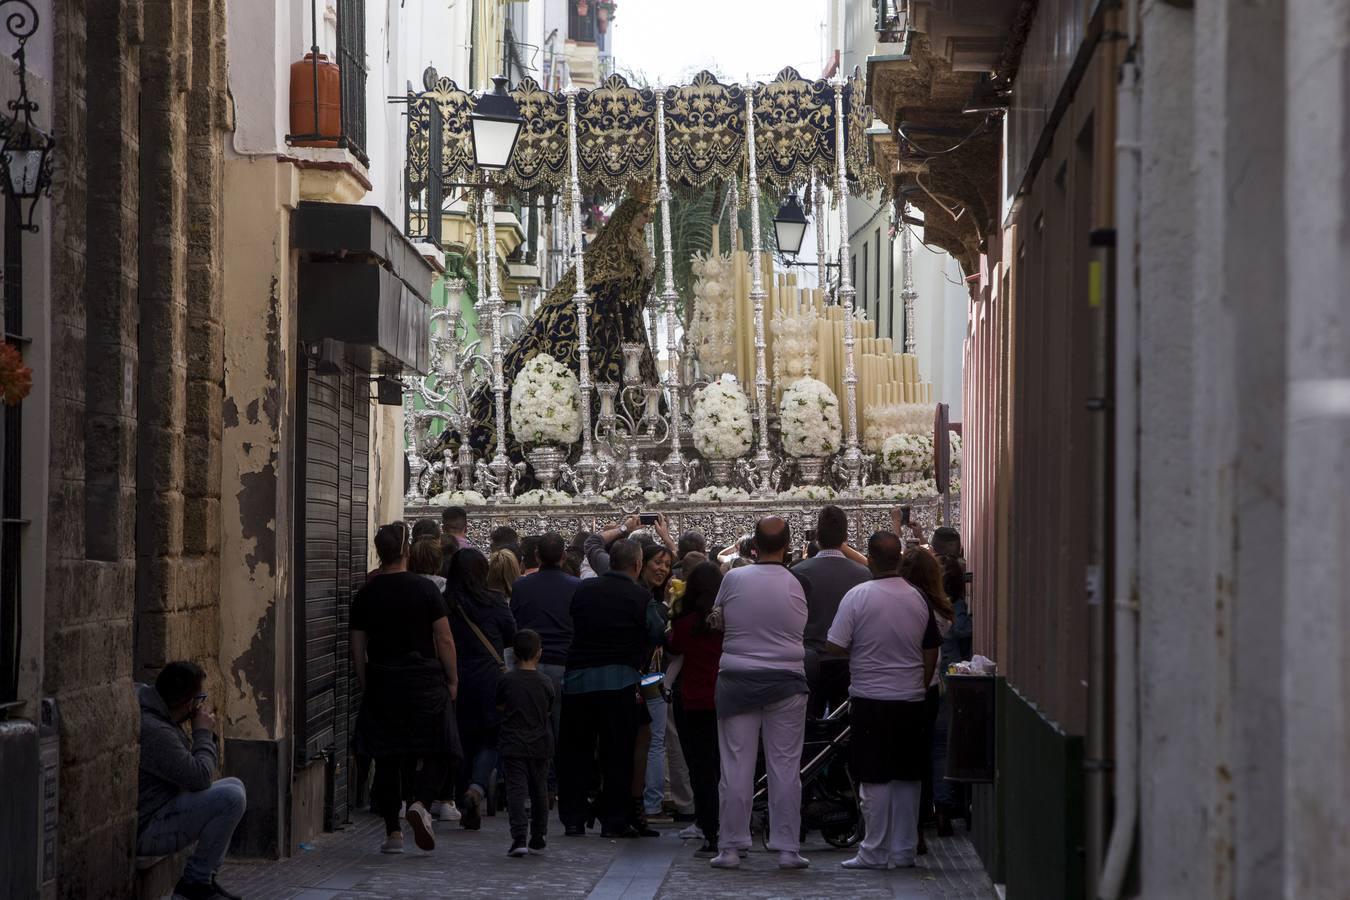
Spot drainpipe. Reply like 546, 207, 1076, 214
1098, 1, 1142, 897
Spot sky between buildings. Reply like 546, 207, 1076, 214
612, 0, 828, 86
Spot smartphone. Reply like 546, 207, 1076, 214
900, 506, 911, 525
639, 513, 659, 526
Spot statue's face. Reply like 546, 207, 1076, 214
632, 207, 653, 233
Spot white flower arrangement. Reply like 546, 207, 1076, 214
771, 308, 819, 380
779, 377, 842, 458
949, 432, 963, 465
860, 479, 939, 501
691, 375, 754, 460
778, 485, 836, 502
689, 485, 751, 504
509, 352, 582, 448
428, 489, 488, 506
601, 486, 669, 506
882, 432, 934, 473
688, 251, 738, 376
511, 488, 574, 506
864, 402, 932, 453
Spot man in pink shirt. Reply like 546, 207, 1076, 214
709, 516, 812, 871
827, 530, 940, 869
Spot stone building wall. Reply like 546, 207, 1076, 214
44, 1, 228, 896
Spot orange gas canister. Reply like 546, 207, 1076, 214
289, 52, 341, 146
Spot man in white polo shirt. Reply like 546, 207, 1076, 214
826, 530, 940, 869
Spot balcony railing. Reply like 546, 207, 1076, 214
875, 0, 906, 44
288, 0, 369, 165
337, 0, 368, 163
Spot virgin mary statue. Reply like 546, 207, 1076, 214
463, 186, 661, 459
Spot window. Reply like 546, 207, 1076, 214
874, 228, 882, 303
336, 0, 368, 164
1, 210, 23, 704
861, 243, 868, 312
569, 2, 597, 43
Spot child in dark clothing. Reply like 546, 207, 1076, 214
496, 629, 556, 856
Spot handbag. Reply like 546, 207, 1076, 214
457, 606, 508, 673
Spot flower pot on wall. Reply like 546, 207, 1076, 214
597, 7, 609, 31
576, 0, 589, 16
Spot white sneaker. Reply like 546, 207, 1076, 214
430, 800, 461, 821
380, 831, 405, 854
678, 823, 704, 840
710, 849, 741, 869
841, 855, 891, 870
778, 851, 810, 869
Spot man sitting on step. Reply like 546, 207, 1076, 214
137, 660, 246, 900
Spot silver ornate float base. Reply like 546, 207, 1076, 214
527, 445, 567, 491
403, 495, 960, 551
794, 455, 828, 485
886, 470, 924, 485
703, 457, 739, 486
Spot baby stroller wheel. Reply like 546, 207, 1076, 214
821, 819, 864, 848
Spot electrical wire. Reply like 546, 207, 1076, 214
896, 116, 992, 158
915, 169, 964, 223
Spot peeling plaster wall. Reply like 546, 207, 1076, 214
368, 402, 407, 551
220, 158, 299, 742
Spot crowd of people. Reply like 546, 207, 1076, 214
342, 503, 972, 869
128, 502, 971, 898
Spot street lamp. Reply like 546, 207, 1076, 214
469, 75, 524, 171
773, 194, 809, 257
0, 1, 55, 232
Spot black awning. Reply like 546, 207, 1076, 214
293, 201, 435, 374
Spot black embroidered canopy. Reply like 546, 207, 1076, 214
405, 68, 881, 202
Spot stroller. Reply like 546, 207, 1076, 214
750, 699, 862, 849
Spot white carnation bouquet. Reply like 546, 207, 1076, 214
511, 488, 573, 506
771, 308, 819, 380
689, 485, 750, 504
865, 402, 932, 453
778, 484, 836, 502
779, 377, 842, 458
688, 251, 737, 376
691, 375, 753, 460
509, 352, 582, 447
882, 432, 933, 473
949, 431, 962, 465
428, 489, 487, 506
860, 479, 939, 501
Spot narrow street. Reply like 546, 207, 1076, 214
218, 812, 994, 899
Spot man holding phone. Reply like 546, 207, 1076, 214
137, 661, 247, 900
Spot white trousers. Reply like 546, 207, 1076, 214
717, 692, 807, 851
856, 780, 921, 866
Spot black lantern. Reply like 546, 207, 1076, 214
0, 1, 54, 233
469, 75, 524, 171
773, 194, 809, 257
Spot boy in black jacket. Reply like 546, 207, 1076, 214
496, 629, 556, 856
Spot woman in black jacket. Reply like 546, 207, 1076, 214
439, 548, 516, 829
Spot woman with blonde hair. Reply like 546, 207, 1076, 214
487, 548, 522, 600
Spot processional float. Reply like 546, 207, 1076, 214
399, 68, 959, 544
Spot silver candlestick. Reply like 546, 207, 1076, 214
814, 171, 828, 296
564, 85, 598, 499
655, 87, 688, 494
833, 73, 862, 493
484, 185, 513, 500
744, 86, 774, 497
900, 202, 918, 355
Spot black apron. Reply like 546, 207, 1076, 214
355, 652, 462, 761
849, 695, 929, 783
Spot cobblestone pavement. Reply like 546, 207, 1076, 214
218, 808, 996, 900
